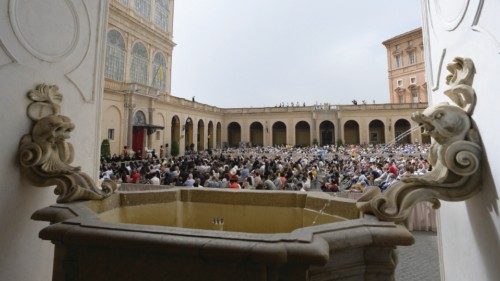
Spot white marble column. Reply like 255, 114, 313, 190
0, 0, 109, 280
422, 0, 500, 279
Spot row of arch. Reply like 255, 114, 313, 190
122, 109, 428, 155
225, 119, 425, 147
105, 29, 168, 91
170, 116, 222, 151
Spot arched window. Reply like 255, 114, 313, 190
130, 42, 149, 85
105, 30, 126, 81
152, 52, 167, 91
154, 0, 168, 31
133, 110, 147, 125
135, 0, 151, 19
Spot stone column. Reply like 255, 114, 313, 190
204, 119, 209, 150
192, 118, 198, 152
387, 118, 394, 143
311, 112, 318, 145
264, 121, 270, 146
333, 111, 340, 145
125, 98, 135, 148
179, 116, 186, 155
0, 0, 109, 280
360, 118, 368, 145
148, 108, 155, 148
242, 120, 249, 144
338, 119, 344, 144
288, 121, 294, 146
167, 55, 172, 94
125, 35, 134, 82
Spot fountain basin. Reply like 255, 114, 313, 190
33, 188, 413, 281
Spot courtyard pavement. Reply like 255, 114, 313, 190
396, 231, 441, 281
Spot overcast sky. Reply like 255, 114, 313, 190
171, 0, 422, 108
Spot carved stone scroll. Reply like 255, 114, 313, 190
357, 57, 482, 223
19, 84, 116, 203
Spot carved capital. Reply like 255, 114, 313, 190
19, 84, 117, 203
357, 57, 482, 223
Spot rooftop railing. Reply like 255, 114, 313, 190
104, 79, 428, 113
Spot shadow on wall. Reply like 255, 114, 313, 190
467, 152, 500, 281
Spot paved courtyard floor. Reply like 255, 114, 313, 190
396, 231, 441, 281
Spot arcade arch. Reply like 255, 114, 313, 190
132, 110, 147, 154
395, 119, 412, 144
272, 121, 287, 146
227, 122, 241, 147
250, 122, 264, 147
368, 119, 385, 144
197, 119, 205, 151
295, 121, 310, 147
185, 117, 194, 150
171, 115, 181, 154
319, 120, 335, 146
343, 120, 360, 144
102, 105, 122, 154
208, 121, 214, 149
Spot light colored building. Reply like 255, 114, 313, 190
101, 1, 428, 157
102, 96, 429, 156
383, 28, 428, 104
220, 103, 428, 149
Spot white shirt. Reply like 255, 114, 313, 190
150, 176, 160, 185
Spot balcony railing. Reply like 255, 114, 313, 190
163, 95, 223, 113
220, 103, 426, 114
104, 79, 428, 113
338, 103, 428, 111
221, 105, 338, 114
104, 79, 162, 98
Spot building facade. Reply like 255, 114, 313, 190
383, 28, 428, 104
101, 1, 429, 157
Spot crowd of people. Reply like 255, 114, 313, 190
99, 143, 431, 194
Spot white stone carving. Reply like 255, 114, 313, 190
6, 0, 94, 102
0, 38, 16, 68
357, 57, 482, 222
65, 0, 96, 103
9, 0, 79, 62
432, 0, 471, 31
472, 0, 500, 53
432, 48, 447, 91
19, 84, 117, 203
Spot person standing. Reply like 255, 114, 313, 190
159, 145, 164, 159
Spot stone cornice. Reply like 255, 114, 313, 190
382, 27, 422, 46
388, 62, 425, 74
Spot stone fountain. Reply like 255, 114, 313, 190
25, 57, 483, 281
32, 188, 412, 281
